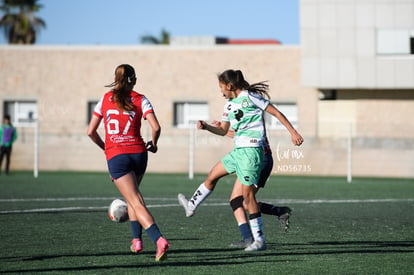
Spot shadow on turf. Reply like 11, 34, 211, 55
309, 240, 414, 247
1, 241, 413, 273
278, 240, 414, 249
0, 248, 284, 274
272, 240, 414, 256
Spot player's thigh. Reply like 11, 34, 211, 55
230, 179, 243, 200
206, 160, 228, 182
235, 147, 263, 186
240, 180, 258, 213
113, 172, 138, 198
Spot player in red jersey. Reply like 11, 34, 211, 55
87, 64, 169, 261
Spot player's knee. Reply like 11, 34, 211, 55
230, 196, 244, 212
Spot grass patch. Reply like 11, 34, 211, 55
0, 172, 413, 274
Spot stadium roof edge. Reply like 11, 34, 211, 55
0, 44, 299, 51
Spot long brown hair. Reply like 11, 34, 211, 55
105, 64, 137, 111
218, 69, 270, 99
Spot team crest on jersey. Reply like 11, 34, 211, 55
242, 99, 248, 108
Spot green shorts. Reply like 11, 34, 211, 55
221, 147, 264, 186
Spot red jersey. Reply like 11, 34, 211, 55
94, 90, 154, 160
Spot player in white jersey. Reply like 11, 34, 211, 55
178, 69, 303, 251
212, 121, 293, 248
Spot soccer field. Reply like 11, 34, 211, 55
0, 172, 413, 274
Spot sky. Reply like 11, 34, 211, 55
0, 0, 299, 45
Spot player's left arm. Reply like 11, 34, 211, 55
265, 104, 304, 146
145, 112, 161, 153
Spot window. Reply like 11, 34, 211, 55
3, 100, 37, 125
319, 89, 337, 100
87, 100, 98, 124
376, 29, 414, 55
173, 102, 209, 128
265, 102, 298, 130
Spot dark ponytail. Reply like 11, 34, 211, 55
105, 64, 137, 111
218, 69, 270, 99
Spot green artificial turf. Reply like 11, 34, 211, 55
0, 172, 413, 274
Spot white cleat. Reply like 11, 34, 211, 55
177, 193, 195, 217
244, 239, 266, 251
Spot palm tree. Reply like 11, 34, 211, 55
0, 0, 46, 44
140, 28, 170, 45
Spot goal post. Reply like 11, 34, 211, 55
188, 122, 196, 180
33, 121, 39, 178
347, 123, 352, 183
16, 121, 39, 178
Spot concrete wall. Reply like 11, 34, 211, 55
1, 45, 413, 178
0, 45, 316, 172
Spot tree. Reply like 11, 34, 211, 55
0, 0, 46, 44
140, 28, 170, 45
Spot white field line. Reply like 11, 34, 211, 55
0, 197, 176, 202
0, 198, 413, 214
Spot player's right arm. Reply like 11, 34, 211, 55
197, 120, 229, 136
87, 114, 105, 151
211, 120, 234, 138
87, 95, 105, 151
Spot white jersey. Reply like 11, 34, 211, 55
222, 90, 270, 148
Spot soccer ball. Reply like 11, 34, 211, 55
108, 199, 129, 223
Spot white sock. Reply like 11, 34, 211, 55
249, 216, 265, 242
188, 183, 212, 211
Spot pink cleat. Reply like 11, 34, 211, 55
130, 238, 143, 253
155, 237, 169, 262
